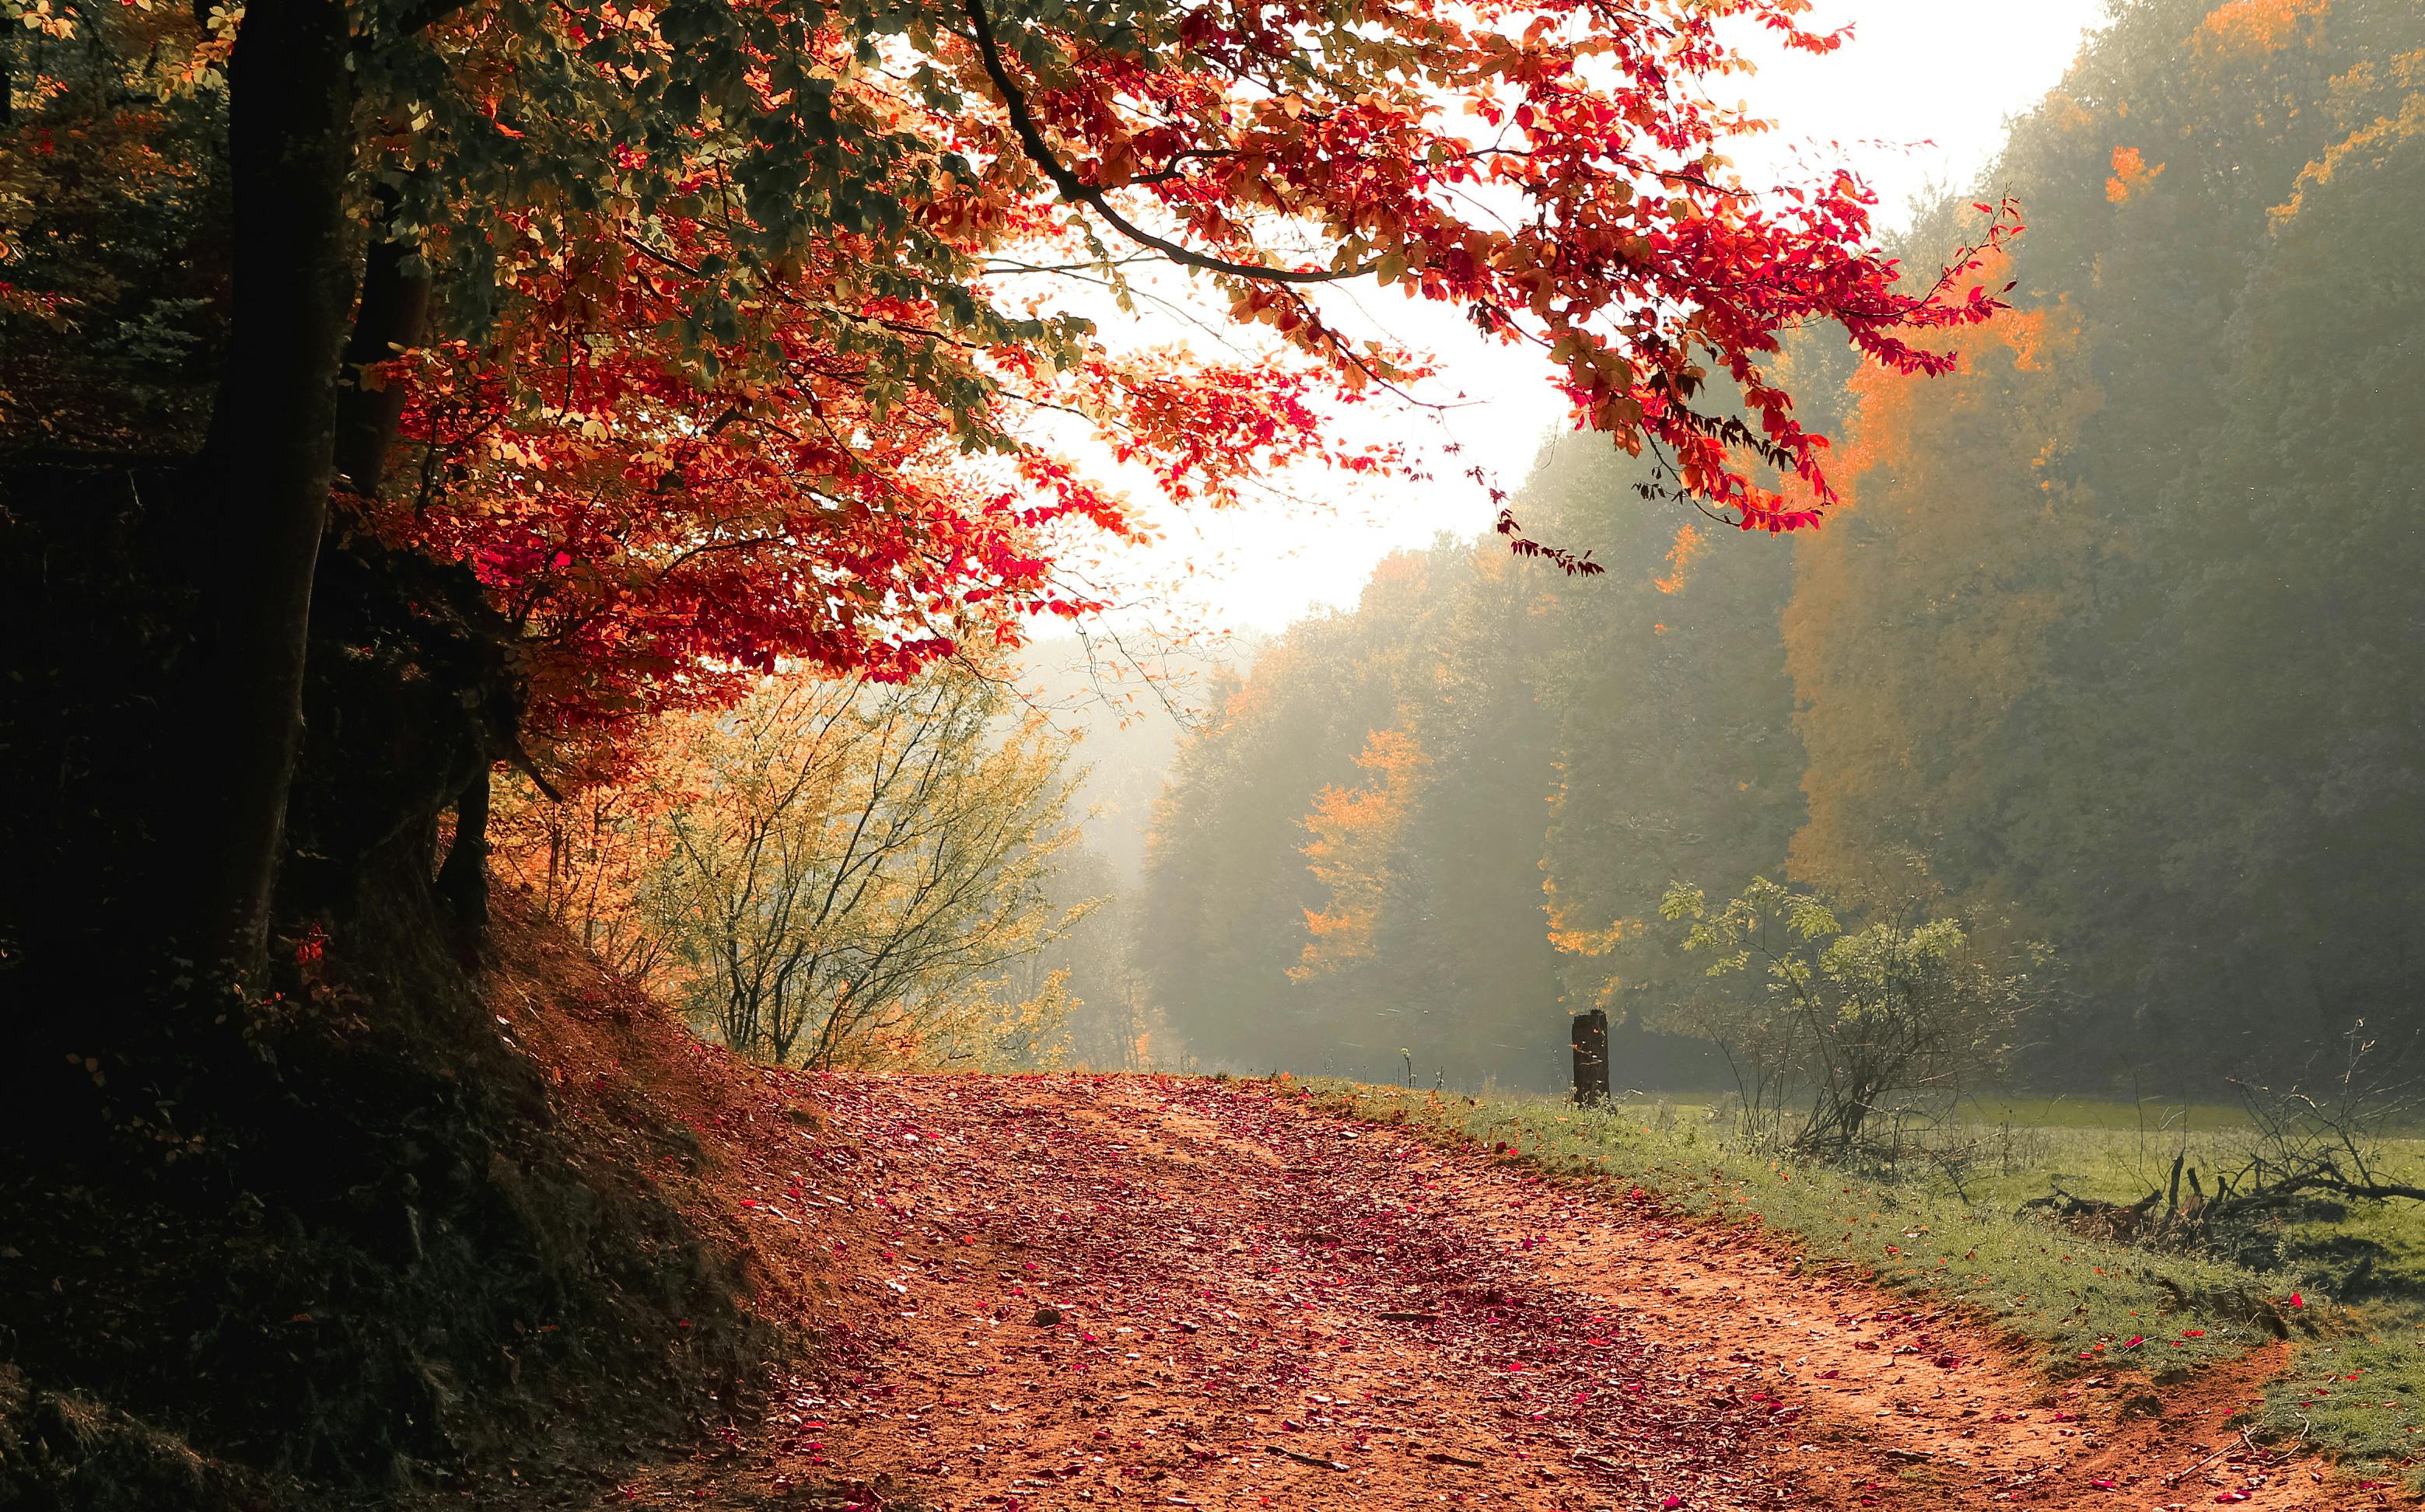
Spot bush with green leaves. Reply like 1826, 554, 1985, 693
1660, 877, 2041, 1161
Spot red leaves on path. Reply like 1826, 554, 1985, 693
628, 1076, 2388, 1510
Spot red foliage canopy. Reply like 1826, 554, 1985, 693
338, 0, 2014, 774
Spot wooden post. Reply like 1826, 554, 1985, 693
1571, 1010, 1609, 1107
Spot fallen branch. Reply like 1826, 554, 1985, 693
2159, 1437, 2238, 1488
2014, 1185, 2164, 1241
1264, 1444, 1348, 1472
2205, 1169, 2425, 1220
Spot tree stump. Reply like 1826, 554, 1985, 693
1571, 1010, 1609, 1107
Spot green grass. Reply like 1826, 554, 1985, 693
1289, 1078, 2425, 1491
1956, 1092, 2252, 1132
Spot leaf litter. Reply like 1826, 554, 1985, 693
614, 1075, 2402, 1510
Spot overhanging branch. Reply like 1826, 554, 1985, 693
960, 0, 1373, 288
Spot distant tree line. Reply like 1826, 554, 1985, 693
1141, 0, 2425, 1090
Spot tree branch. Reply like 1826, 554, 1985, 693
959, 0, 1372, 287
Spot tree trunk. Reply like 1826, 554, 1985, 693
189, 0, 359, 975
332, 183, 433, 498
1571, 1009, 1609, 1107
436, 765, 492, 925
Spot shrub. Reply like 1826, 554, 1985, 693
1660, 877, 2042, 1161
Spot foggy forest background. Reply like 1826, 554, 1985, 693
1050, 0, 2423, 1094
502, 0, 2423, 1099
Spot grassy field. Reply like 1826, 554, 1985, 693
1295, 1078, 2425, 1491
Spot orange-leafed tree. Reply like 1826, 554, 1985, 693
1294, 725, 1429, 981
1783, 266, 2106, 919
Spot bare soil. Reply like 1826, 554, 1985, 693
617, 1074, 2404, 1510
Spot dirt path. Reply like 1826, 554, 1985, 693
621, 1075, 2397, 1510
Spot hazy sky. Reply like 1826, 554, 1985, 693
1057, 0, 2112, 641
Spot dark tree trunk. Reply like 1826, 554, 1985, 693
1571, 1009, 1609, 1107
189, 0, 359, 975
332, 184, 433, 498
436, 765, 492, 925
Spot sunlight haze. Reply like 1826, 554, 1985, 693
15, 0, 2425, 1499
1113, 0, 2112, 636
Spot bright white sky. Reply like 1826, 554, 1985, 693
1048, 0, 2112, 644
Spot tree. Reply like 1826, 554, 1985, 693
1140, 0, 2425, 1092
490, 758, 687, 988
1779, 0, 2425, 1066
2, 0, 2019, 983
1143, 432, 1809, 1088
1143, 536, 1576, 1085
999, 844, 1162, 1070
1781, 254, 2108, 929
1295, 726, 1431, 982
1521, 431, 1806, 1040
1661, 877, 2036, 1159
642, 665, 1082, 1068
1141, 607, 1420, 1074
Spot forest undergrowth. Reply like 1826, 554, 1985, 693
1303, 1079, 2425, 1492
0, 897, 841, 1512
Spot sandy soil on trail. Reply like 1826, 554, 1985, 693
617, 1075, 2401, 1511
